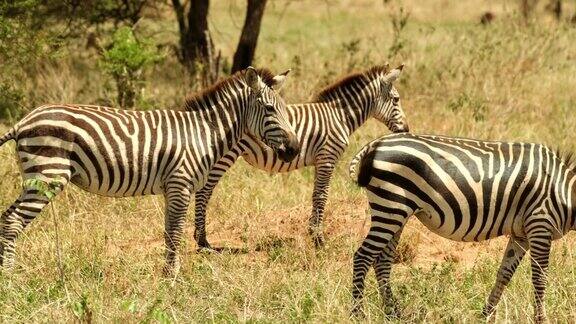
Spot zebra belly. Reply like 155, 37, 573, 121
241, 143, 313, 173
413, 209, 520, 242
370, 157, 527, 242
66, 141, 170, 197
17, 132, 167, 198
70, 167, 164, 197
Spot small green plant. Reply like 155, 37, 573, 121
447, 92, 488, 122
23, 178, 62, 200
71, 293, 93, 323
388, 4, 410, 59
340, 39, 361, 72
101, 27, 163, 109
142, 299, 171, 323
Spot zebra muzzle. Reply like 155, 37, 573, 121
276, 136, 300, 162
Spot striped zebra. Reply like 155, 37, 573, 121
0, 67, 299, 275
193, 64, 409, 249
349, 132, 576, 322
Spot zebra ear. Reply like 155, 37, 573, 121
245, 66, 263, 92
271, 69, 291, 90
382, 64, 404, 84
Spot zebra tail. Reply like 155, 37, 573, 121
349, 139, 380, 187
0, 127, 16, 147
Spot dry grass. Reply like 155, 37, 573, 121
1, 0, 576, 322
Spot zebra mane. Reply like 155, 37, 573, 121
313, 65, 389, 102
184, 68, 277, 112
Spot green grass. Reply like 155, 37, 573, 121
1, 0, 576, 322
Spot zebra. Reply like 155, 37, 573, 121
349, 132, 576, 322
0, 67, 299, 275
192, 64, 409, 249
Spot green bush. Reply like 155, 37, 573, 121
101, 26, 162, 109
0, 82, 25, 121
0, 1, 61, 122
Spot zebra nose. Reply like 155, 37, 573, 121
394, 122, 409, 133
278, 136, 300, 162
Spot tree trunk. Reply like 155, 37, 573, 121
172, 0, 212, 72
520, 0, 538, 20
548, 0, 561, 20
232, 0, 268, 73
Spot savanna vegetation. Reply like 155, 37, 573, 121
1, 0, 576, 322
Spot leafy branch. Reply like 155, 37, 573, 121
23, 178, 62, 200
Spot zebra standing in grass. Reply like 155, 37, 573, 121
193, 64, 409, 249
349, 132, 576, 322
0, 67, 299, 274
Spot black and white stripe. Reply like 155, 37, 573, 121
349, 132, 574, 322
193, 64, 409, 249
0, 67, 299, 274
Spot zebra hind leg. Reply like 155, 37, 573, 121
0, 181, 64, 269
352, 209, 409, 316
482, 236, 528, 321
373, 227, 405, 318
163, 181, 191, 277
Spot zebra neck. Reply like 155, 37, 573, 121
330, 82, 377, 135
190, 90, 249, 159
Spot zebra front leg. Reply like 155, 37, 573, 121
194, 148, 240, 250
352, 207, 409, 316
309, 163, 335, 248
0, 182, 64, 269
163, 182, 192, 277
525, 214, 553, 324
194, 184, 217, 250
373, 227, 405, 317
482, 236, 528, 320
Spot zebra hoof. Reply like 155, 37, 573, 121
384, 303, 402, 319
481, 305, 496, 322
312, 234, 326, 249
197, 246, 217, 254
197, 241, 212, 250
350, 304, 366, 319
534, 312, 546, 324
195, 235, 212, 250
161, 259, 180, 278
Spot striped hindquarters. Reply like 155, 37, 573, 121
349, 137, 382, 186
363, 133, 573, 241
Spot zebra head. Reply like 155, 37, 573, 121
373, 64, 409, 133
244, 67, 300, 162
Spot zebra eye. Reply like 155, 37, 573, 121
265, 104, 275, 113
392, 97, 400, 104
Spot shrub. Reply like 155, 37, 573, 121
101, 27, 162, 108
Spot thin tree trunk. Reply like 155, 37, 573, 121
172, 0, 212, 72
520, 0, 538, 20
548, 0, 561, 20
232, 0, 268, 73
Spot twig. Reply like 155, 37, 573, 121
50, 201, 69, 299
